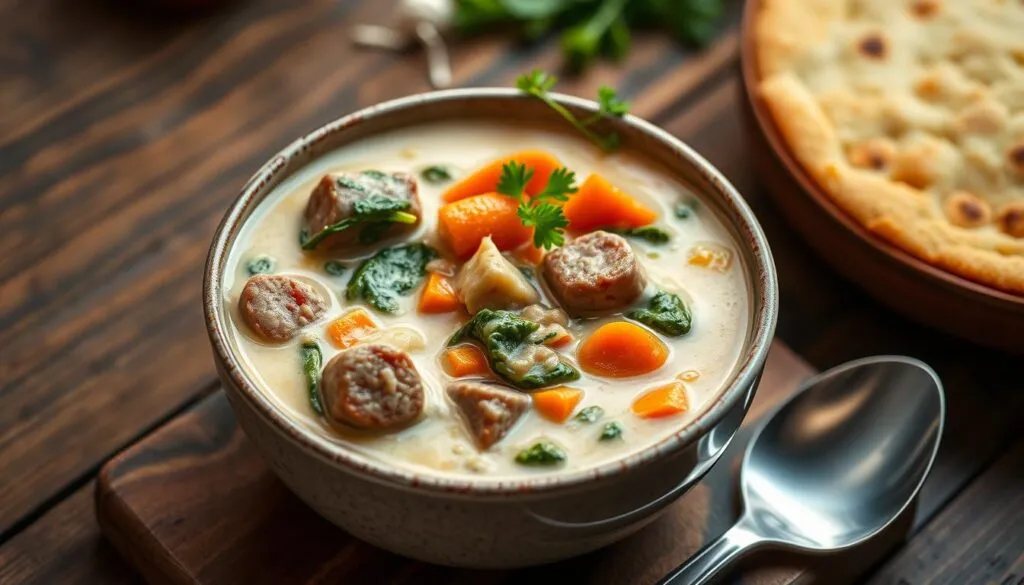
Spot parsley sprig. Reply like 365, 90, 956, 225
516, 70, 628, 152
497, 161, 577, 249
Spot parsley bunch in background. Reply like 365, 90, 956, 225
454, 0, 726, 71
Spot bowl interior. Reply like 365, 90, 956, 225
204, 88, 779, 496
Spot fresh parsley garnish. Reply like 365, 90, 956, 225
497, 161, 577, 249
516, 70, 628, 152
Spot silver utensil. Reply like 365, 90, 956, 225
658, 356, 945, 585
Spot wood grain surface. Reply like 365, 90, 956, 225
0, 0, 1022, 583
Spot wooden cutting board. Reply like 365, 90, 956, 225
95, 342, 910, 585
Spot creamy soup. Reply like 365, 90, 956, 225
224, 121, 749, 479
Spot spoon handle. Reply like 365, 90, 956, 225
656, 518, 763, 585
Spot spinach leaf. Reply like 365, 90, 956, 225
608, 225, 671, 245
301, 341, 324, 415
420, 165, 454, 184
515, 441, 567, 466
246, 255, 275, 276
627, 290, 692, 336
674, 202, 693, 219
600, 421, 623, 441
303, 194, 417, 250
449, 309, 580, 390
574, 405, 605, 423
346, 243, 438, 314
323, 260, 347, 276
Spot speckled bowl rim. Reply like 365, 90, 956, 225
203, 88, 778, 498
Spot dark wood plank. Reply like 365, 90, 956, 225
94, 344, 820, 585
865, 439, 1024, 585
0, 0, 745, 537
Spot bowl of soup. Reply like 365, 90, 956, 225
203, 88, 778, 568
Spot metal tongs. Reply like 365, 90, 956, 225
351, 0, 454, 89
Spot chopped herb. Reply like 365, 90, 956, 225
608, 225, 671, 245
246, 255, 275, 276
301, 341, 324, 415
299, 229, 311, 247
346, 243, 438, 313
323, 260, 347, 276
449, 309, 580, 389
627, 290, 693, 336
674, 202, 694, 219
600, 421, 624, 441
516, 71, 628, 152
497, 161, 577, 249
303, 194, 418, 250
515, 441, 567, 466
574, 405, 605, 423
420, 165, 454, 184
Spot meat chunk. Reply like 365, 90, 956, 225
447, 381, 529, 449
304, 170, 422, 249
543, 231, 646, 315
320, 344, 425, 430
238, 274, 328, 342
455, 237, 539, 313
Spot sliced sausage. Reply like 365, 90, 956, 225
305, 170, 422, 249
456, 236, 539, 313
543, 231, 646, 315
320, 344, 425, 430
447, 381, 529, 449
238, 274, 328, 342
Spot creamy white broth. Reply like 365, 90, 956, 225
224, 120, 749, 478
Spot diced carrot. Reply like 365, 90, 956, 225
438, 193, 532, 258
325, 308, 378, 349
418, 273, 461, 314
577, 321, 668, 377
442, 150, 563, 203
443, 345, 490, 377
532, 386, 584, 423
632, 381, 689, 419
563, 174, 658, 232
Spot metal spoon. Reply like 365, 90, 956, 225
658, 356, 945, 585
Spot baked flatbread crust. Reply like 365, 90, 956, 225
755, 0, 1024, 294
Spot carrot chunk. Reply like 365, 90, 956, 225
438, 193, 532, 258
577, 321, 668, 377
632, 381, 689, 419
532, 386, 584, 423
443, 345, 490, 377
563, 174, 657, 232
442, 150, 563, 203
325, 308, 378, 349
418, 273, 461, 314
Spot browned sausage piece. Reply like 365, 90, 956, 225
447, 381, 529, 449
305, 170, 422, 248
543, 231, 646, 315
238, 274, 328, 342
321, 344, 425, 430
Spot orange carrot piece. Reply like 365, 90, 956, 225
325, 308, 378, 349
632, 381, 689, 419
418, 273, 461, 314
563, 174, 658, 232
576, 321, 668, 377
545, 329, 573, 348
438, 193, 532, 258
532, 386, 584, 423
443, 345, 490, 377
442, 150, 563, 203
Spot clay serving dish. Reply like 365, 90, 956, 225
739, 0, 1024, 353
203, 89, 778, 568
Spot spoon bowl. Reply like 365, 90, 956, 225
660, 356, 945, 585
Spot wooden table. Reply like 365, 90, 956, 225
0, 1, 1021, 583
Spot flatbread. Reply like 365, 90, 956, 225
755, 0, 1024, 294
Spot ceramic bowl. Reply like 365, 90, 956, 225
739, 0, 1024, 353
203, 89, 779, 568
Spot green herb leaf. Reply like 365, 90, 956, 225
515, 70, 626, 152
574, 405, 605, 423
627, 290, 693, 336
674, 202, 693, 219
246, 255, 275, 276
600, 421, 623, 441
420, 165, 454, 184
520, 203, 570, 249
302, 174, 419, 250
346, 243, 438, 313
497, 162, 576, 249
534, 167, 578, 203
299, 229, 311, 247
609, 225, 671, 245
301, 341, 324, 415
515, 441, 567, 466
562, 0, 631, 72
323, 260, 347, 276
496, 160, 533, 200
